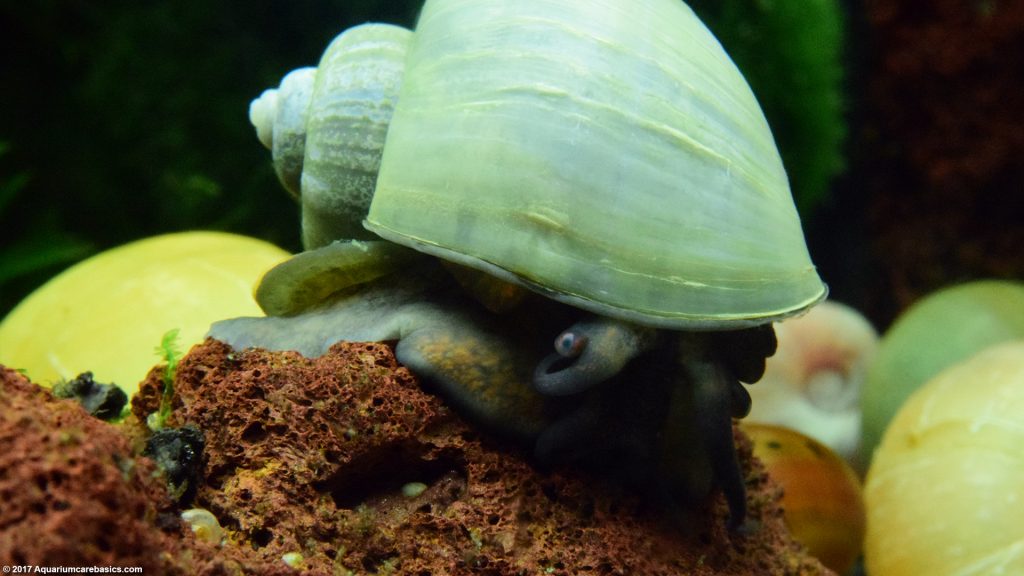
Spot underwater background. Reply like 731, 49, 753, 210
1, 0, 1022, 330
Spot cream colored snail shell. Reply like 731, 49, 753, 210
746, 300, 878, 468
251, 0, 826, 330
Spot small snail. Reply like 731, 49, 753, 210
743, 423, 865, 575
864, 340, 1024, 575
217, 0, 825, 530
746, 300, 878, 469
862, 280, 1024, 459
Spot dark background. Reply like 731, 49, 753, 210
2, 0, 1022, 329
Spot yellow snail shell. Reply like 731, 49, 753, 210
865, 340, 1024, 575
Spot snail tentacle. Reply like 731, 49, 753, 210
533, 318, 659, 396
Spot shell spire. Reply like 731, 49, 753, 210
251, 24, 412, 249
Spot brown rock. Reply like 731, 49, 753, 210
0, 366, 186, 572
860, 0, 1024, 324
131, 338, 832, 575
1, 339, 832, 575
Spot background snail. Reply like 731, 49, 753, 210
861, 279, 1024, 461
746, 300, 878, 469
216, 0, 826, 530
0, 232, 289, 396
864, 340, 1024, 575
742, 423, 865, 574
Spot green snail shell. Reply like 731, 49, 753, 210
364, 0, 826, 330
253, 0, 826, 329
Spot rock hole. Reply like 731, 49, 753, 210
241, 422, 267, 443
361, 551, 399, 573
96, 536, 111, 552
314, 443, 466, 509
250, 527, 273, 549
541, 482, 558, 502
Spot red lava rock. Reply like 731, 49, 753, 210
128, 338, 833, 576
0, 366, 186, 572
1, 339, 832, 575
861, 0, 1024, 323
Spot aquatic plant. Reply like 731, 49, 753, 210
690, 0, 847, 214
147, 328, 182, 432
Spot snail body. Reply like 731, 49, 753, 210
227, 0, 825, 530
212, 240, 557, 440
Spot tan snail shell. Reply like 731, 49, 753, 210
865, 340, 1024, 575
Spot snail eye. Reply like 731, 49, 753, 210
554, 331, 588, 358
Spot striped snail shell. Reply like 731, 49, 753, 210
250, 24, 411, 247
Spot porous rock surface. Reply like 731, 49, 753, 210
1, 340, 832, 575
132, 338, 832, 575
0, 366, 187, 571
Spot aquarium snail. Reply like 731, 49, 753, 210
861, 279, 1024, 459
864, 340, 1024, 575
220, 0, 826, 529
742, 423, 865, 574
745, 300, 878, 469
